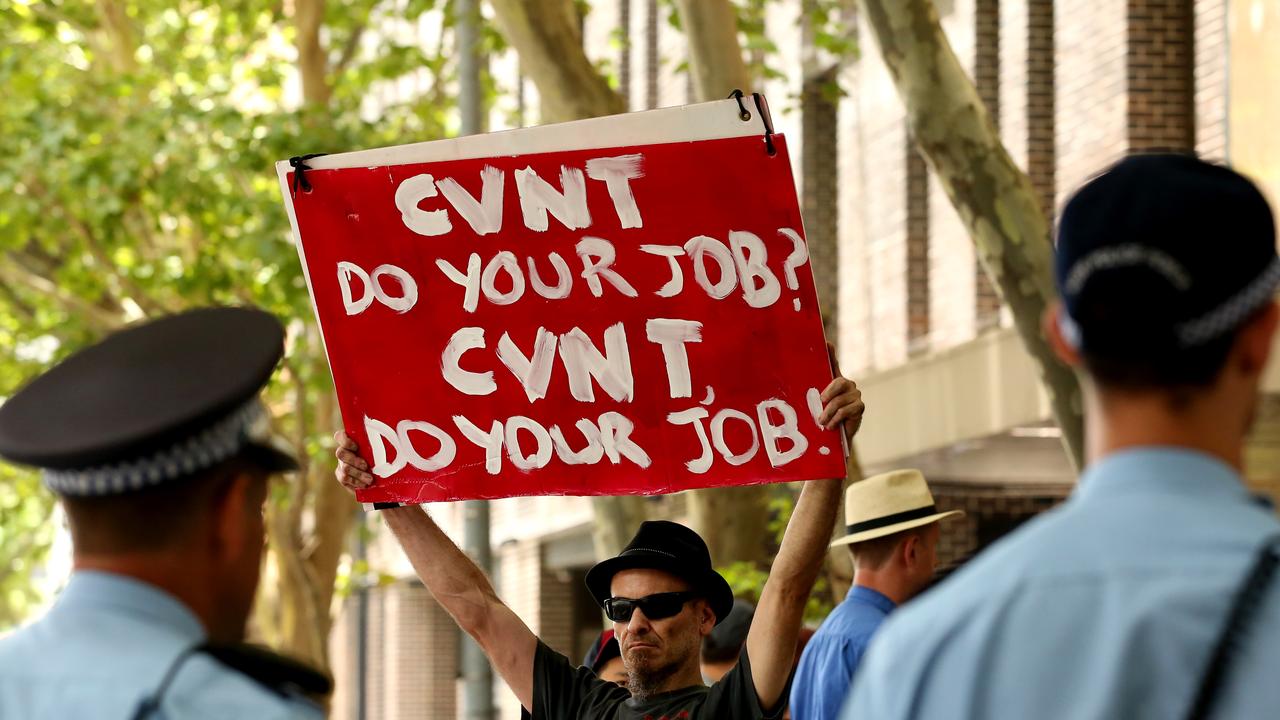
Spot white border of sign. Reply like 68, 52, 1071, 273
274, 97, 770, 175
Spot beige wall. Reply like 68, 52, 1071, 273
1230, 0, 1280, 207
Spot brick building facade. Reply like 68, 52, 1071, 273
330, 2, 1280, 718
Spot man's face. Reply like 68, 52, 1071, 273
609, 568, 712, 689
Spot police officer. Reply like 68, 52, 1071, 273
843, 154, 1280, 719
0, 307, 327, 719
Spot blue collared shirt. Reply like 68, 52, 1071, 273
842, 448, 1280, 720
790, 585, 896, 720
0, 571, 322, 719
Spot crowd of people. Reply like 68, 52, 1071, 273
0, 153, 1278, 719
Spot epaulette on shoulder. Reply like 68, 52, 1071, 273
203, 643, 333, 702
132, 643, 332, 719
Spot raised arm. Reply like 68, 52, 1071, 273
335, 432, 539, 710
745, 374, 863, 709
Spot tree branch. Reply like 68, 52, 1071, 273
68, 215, 172, 318
124, 206, 163, 266
0, 282, 38, 325
488, 0, 625, 122
0, 252, 124, 335
29, 3, 93, 33
22, 179, 171, 318
332, 22, 366, 77
674, 0, 752, 100
857, 0, 1083, 467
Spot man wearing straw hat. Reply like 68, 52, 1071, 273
789, 469, 961, 720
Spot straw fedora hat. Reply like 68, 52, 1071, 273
830, 469, 964, 547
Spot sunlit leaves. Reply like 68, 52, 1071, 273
0, 0, 458, 628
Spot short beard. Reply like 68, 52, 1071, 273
625, 656, 681, 702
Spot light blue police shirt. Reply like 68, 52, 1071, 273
0, 571, 322, 719
841, 447, 1280, 720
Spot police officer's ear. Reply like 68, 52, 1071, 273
210, 466, 268, 560
1044, 303, 1082, 368
1232, 301, 1279, 378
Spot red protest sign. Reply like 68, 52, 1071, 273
278, 99, 845, 504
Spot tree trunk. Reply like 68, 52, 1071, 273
487, 0, 643, 561
825, 449, 864, 602
674, 0, 752, 99
298, 384, 357, 668
857, 0, 1084, 468
690, 485, 776, 567
95, 0, 138, 73
488, 0, 626, 123
263, 352, 356, 672
293, 0, 332, 107
268, 493, 326, 669
590, 495, 650, 558
663, 0, 774, 569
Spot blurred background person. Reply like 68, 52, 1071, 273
790, 470, 961, 720
700, 599, 755, 684
583, 629, 627, 686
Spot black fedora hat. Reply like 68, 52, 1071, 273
585, 520, 735, 625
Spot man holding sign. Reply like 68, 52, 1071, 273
283, 96, 859, 716
334, 370, 862, 718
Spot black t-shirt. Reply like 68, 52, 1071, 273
530, 640, 790, 720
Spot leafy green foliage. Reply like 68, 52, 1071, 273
808, 0, 859, 60
0, 0, 457, 630
0, 463, 55, 629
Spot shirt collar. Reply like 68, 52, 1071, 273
848, 585, 897, 614
54, 570, 207, 642
1075, 446, 1250, 505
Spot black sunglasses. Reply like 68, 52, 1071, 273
604, 591, 697, 623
